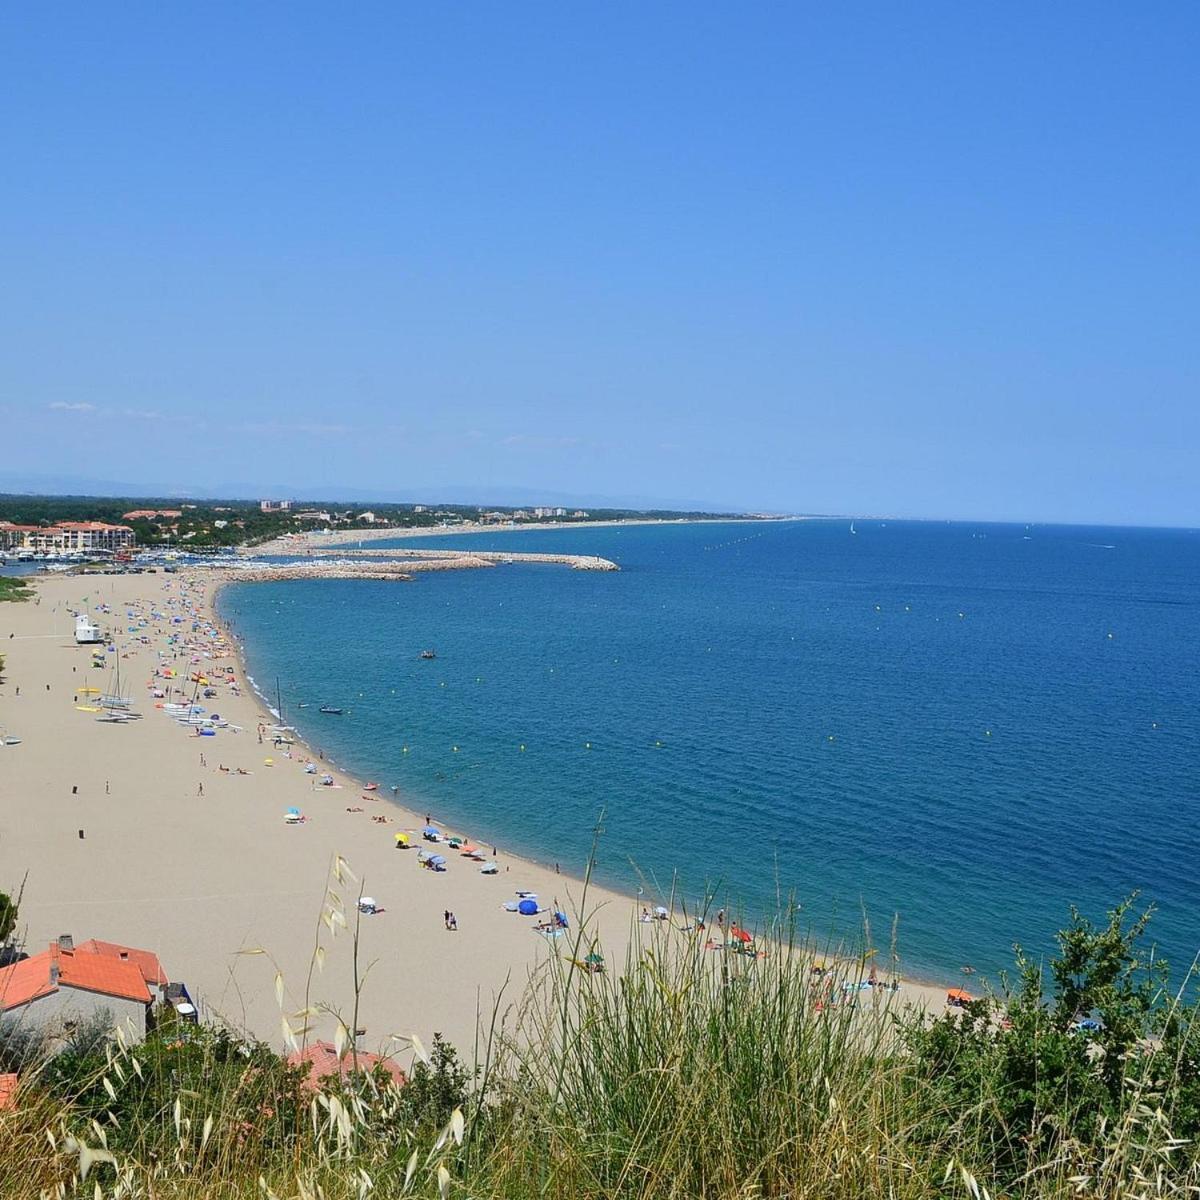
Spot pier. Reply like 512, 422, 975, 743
213, 549, 618, 585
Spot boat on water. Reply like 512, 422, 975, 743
419, 649, 437, 660
318, 705, 344, 715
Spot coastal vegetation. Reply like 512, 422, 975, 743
0, 577, 29, 602
3, 896, 1199, 1198
0, 494, 748, 551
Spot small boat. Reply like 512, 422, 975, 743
319, 705, 344, 715
419, 649, 437, 660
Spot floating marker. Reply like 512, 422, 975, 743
452, 745, 459, 752
655, 740, 662, 748
520, 744, 526, 751
985, 730, 992, 737
1107, 632, 1114, 639
827, 735, 835, 742
402, 747, 409, 754
585, 742, 592, 749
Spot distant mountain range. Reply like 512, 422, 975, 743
0, 471, 761, 515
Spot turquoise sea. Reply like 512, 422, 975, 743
217, 520, 1200, 986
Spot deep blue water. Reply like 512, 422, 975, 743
217, 520, 1200, 985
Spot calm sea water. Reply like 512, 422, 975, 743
217, 520, 1200, 985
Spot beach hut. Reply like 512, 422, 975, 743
946, 988, 973, 1007
517, 898, 539, 916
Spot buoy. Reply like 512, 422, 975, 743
1107, 632, 1114, 639
520, 744, 526, 751
985, 730, 992, 737
402, 747, 409, 754
452, 745, 459, 752
585, 742, 592, 749
655, 740, 662, 748
958, 612, 965, 619
827, 735, 835, 742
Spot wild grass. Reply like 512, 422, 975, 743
3, 864, 1199, 1200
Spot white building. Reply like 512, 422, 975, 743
17, 523, 135, 553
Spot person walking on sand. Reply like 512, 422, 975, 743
198, 782, 204, 797
443, 909, 450, 930
448, 912, 457, 931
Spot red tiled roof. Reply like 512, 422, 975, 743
56, 522, 133, 532
0, 1074, 18, 1111
287, 1041, 406, 1092
0, 956, 57, 1009
0, 940, 160, 1011
74, 940, 168, 988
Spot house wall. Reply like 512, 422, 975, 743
1, 987, 148, 1041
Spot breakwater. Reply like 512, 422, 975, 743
300, 548, 620, 571
212, 550, 618, 585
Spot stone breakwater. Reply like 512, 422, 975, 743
212, 550, 618, 585
300, 548, 620, 571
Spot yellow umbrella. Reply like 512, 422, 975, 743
76, 687, 101, 694
394, 832, 410, 844
264, 757, 275, 765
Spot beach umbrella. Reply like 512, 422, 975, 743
394, 832, 409, 845
447, 836, 463, 847
286, 806, 301, 815
517, 899, 539, 916
554, 911, 569, 928
429, 854, 447, 866
585, 952, 605, 966
503, 900, 519, 911
946, 988, 973, 1005
422, 825, 440, 837
731, 927, 753, 944
480, 862, 499, 874
264, 757, 275, 765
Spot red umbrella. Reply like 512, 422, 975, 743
731, 927, 753, 944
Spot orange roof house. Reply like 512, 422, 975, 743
0, 939, 168, 1039
287, 1041, 406, 1092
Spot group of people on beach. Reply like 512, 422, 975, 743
442, 909, 459, 931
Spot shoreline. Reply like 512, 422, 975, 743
0, 567, 952, 1066
212, 569, 972, 1001
246, 515, 792, 556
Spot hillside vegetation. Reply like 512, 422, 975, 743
2, 897, 1198, 1199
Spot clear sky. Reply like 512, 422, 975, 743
1, 4, 1197, 523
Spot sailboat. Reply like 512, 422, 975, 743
97, 642, 141, 722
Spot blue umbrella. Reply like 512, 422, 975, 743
423, 825, 440, 837
554, 911, 569, 928
286, 807, 301, 815
429, 854, 447, 866
518, 899, 539, 916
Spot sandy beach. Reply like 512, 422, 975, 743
0, 568, 944, 1063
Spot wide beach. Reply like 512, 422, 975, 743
0, 567, 943, 1061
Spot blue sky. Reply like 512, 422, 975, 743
1, 4, 1197, 522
